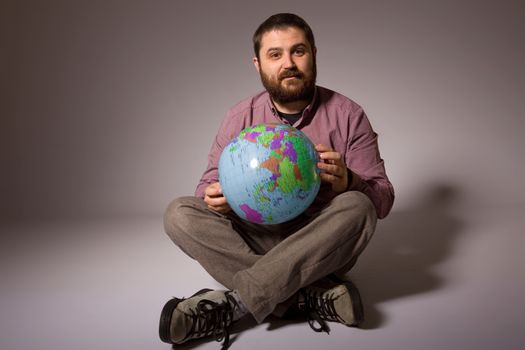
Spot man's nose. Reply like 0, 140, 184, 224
282, 53, 296, 69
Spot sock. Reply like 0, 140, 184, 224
297, 292, 305, 305
229, 290, 249, 321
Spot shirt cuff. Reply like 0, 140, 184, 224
347, 169, 361, 191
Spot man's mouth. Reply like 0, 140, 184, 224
279, 71, 303, 81
280, 74, 302, 82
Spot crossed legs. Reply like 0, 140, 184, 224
164, 191, 377, 323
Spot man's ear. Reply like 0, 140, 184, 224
252, 57, 260, 73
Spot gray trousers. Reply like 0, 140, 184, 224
164, 191, 377, 323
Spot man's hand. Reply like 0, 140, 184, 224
204, 182, 231, 214
316, 144, 348, 193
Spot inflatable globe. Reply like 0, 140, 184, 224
218, 123, 320, 224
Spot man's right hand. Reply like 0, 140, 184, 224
204, 182, 231, 214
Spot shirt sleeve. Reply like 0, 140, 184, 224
194, 111, 239, 198
346, 108, 395, 219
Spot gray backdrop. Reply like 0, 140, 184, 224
2, 0, 524, 221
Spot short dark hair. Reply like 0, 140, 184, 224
253, 13, 316, 59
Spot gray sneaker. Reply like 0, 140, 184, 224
299, 281, 364, 333
159, 289, 238, 349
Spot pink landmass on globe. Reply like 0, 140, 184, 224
239, 204, 263, 223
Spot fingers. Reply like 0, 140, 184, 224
317, 161, 346, 177
315, 144, 331, 152
315, 144, 345, 171
318, 165, 346, 187
204, 182, 231, 213
209, 202, 231, 214
205, 182, 222, 197
206, 194, 228, 207
315, 144, 343, 164
315, 144, 348, 193
319, 168, 348, 193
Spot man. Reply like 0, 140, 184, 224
160, 13, 394, 349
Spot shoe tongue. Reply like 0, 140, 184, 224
178, 290, 228, 314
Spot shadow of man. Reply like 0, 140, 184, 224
352, 184, 463, 329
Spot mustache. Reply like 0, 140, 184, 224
279, 69, 304, 81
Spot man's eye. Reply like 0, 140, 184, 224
269, 52, 281, 59
294, 49, 305, 56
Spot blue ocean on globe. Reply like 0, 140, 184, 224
218, 123, 321, 224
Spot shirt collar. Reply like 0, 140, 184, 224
266, 86, 319, 127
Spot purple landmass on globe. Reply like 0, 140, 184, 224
244, 132, 261, 143
270, 130, 285, 150
282, 140, 297, 162
239, 204, 263, 224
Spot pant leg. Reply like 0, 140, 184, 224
163, 196, 262, 288
164, 196, 303, 287
232, 191, 377, 323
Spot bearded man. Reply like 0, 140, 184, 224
159, 13, 394, 349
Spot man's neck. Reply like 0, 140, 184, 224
272, 99, 310, 114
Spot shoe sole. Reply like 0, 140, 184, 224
158, 288, 213, 344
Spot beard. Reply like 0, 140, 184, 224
259, 62, 317, 105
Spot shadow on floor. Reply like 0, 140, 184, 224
354, 183, 464, 329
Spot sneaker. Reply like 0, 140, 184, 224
159, 289, 239, 349
299, 281, 364, 333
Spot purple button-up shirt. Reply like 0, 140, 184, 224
196, 86, 395, 219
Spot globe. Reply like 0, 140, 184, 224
218, 123, 321, 224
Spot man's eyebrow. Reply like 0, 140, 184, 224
291, 43, 308, 49
265, 43, 308, 53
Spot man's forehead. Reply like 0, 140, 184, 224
260, 27, 308, 50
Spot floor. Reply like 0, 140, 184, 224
1, 204, 524, 350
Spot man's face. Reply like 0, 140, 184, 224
254, 27, 316, 105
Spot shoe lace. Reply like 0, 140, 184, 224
185, 293, 238, 350
300, 288, 345, 334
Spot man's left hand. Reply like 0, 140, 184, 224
315, 144, 348, 193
